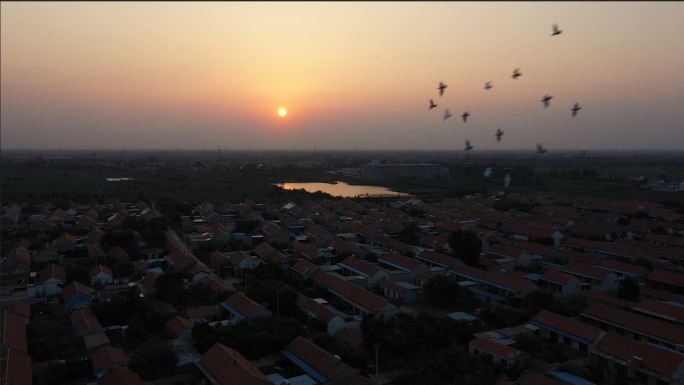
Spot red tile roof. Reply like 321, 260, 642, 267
647, 269, 684, 289
632, 299, 684, 324
2, 310, 28, 353
312, 271, 391, 314
532, 310, 603, 342
63, 282, 93, 301
469, 337, 521, 359
90, 345, 127, 375
291, 259, 318, 276
418, 250, 462, 270
285, 336, 352, 379
186, 305, 221, 319
582, 303, 684, 346
296, 294, 336, 323
2, 349, 32, 385
377, 279, 409, 296
453, 265, 536, 294
225, 292, 270, 319
592, 332, 684, 378
70, 310, 103, 335
561, 262, 612, 280
38, 263, 66, 283
293, 242, 320, 260
89, 265, 112, 278
595, 259, 648, 276
339, 257, 382, 277
488, 244, 523, 259
166, 316, 193, 337
515, 371, 565, 385
201, 343, 271, 385
377, 252, 425, 272
540, 268, 577, 285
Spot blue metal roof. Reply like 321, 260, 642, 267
219, 302, 246, 321
548, 371, 597, 385
281, 350, 328, 383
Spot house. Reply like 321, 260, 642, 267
468, 337, 526, 368
338, 257, 390, 287
33, 263, 66, 297
70, 310, 104, 337
312, 271, 399, 318
227, 251, 262, 272
535, 268, 582, 296
646, 269, 684, 295
186, 305, 222, 323
530, 310, 604, 352
87, 243, 107, 260
291, 259, 320, 279
589, 332, 684, 385
221, 292, 272, 322
377, 279, 419, 305
166, 316, 193, 340
196, 343, 272, 385
2, 248, 31, 275
90, 265, 114, 287
89, 345, 127, 379
581, 303, 684, 353
281, 336, 359, 385
296, 293, 351, 336
63, 282, 93, 311
559, 262, 621, 293
253, 242, 289, 265
293, 242, 322, 261
631, 299, 684, 326
55, 233, 78, 253
139, 271, 159, 297
501, 220, 565, 247
450, 265, 536, 302
376, 252, 428, 281
416, 250, 462, 271
32, 242, 59, 263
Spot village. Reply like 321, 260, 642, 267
1, 190, 684, 385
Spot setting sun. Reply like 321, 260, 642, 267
278, 107, 287, 117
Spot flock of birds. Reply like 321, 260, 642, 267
427, 24, 582, 156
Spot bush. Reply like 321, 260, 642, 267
129, 337, 178, 380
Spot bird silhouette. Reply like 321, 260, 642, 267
484, 81, 493, 90
483, 167, 493, 178
465, 140, 474, 151
429, 99, 437, 110
536, 143, 548, 154
541, 95, 553, 108
461, 111, 470, 123
438, 81, 447, 97
495, 129, 504, 142
552, 24, 562, 36
512, 68, 522, 79
571, 103, 582, 117
443, 109, 453, 121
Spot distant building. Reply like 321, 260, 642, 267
360, 162, 448, 180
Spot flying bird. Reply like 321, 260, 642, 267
484, 81, 493, 90
495, 129, 504, 142
461, 111, 470, 123
551, 24, 562, 36
443, 109, 453, 121
512, 68, 522, 79
536, 143, 548, 154
465, 140, 474, 152
438, 81, 447, 97
571, 103, 582, 117
483, 167, 493, 178
541, 95, 553, 108
429, 99, 437, 110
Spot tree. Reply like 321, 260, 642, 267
129, 337, 178, 380
448, 230, 482, 266
618, 277, 640, 300
397, 223, 420, 245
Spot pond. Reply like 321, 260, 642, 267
275, 181, 410, 198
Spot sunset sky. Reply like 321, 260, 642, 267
2, 1, 683, 150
